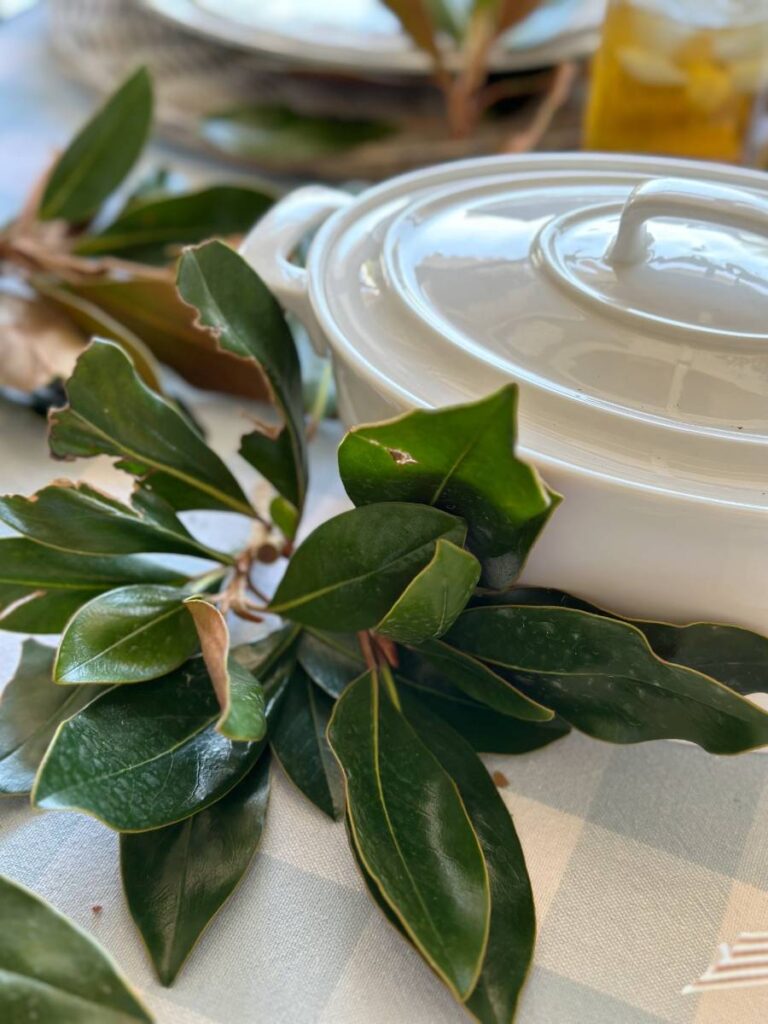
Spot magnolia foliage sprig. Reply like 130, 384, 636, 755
2, 233, 768, 1024
0, 67, 275, 400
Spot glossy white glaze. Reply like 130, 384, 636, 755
241, 153, 768, 632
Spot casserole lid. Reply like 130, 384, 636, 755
255, 154, 768, 507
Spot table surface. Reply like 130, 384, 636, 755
2, 8, 768, 1024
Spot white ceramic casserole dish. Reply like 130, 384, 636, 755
241, 153, 768, 633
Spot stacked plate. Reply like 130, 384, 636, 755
51, 0, 606, 178
143, 0, 606, 76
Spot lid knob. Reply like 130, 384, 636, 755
606, 177, 768, 265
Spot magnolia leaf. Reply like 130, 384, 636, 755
32, 277, 162, 391
328, 670, 490, 1000
56, 276, 269, 399
0, 640, 102, 795
270, 503, 466, 630
120, 754, 270, 986
201, 106, 393, 163
472, 0, 543, 36
39, 67, 153, 223
33, 657, 266, 831
399, 640, 553, 721
48, 339, 254, 516
54, 585, 200, 685
185, 598, 266, 741
0, 481, 228, 561
76, 185, 274, 263
0, 290, 83, 392
495, 585, 768, 699
380, 0, 443, 60
403, 693, 535, 1022
447, 605, 768, 754
297, 630, 364, 699
0, 537, 186, 634
270, 663, 343, 820
177, 240, 307, 517
0, 874, 153, 1023
230, 624, 300, 677
338, 386, 559, 588
269, 494, 299, 542
375, 539, 480, 644
398, 677, 570, 754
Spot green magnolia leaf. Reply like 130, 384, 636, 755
185, 598, 266, 741
0, 874, 153, 1023
33, 657, 266, 831
375, 539, 480, 644
0, 481, 229, 562
54, 276, 269, 399
201, 106, 394, 163
403, 694, 535, 1023
177, 240, 307, 517
76, 186, 274, 263
54, 585, 200, 685
48, 339, 254, 516
120, 754, 270, 986
398, 677, 570, 754
271, 503, 466, 630
399, 640, 553, 721
0, 537, 186, 634
230, 624, 300, 677
269, 494, 299, 541
297, 630, 364, 699
487, 585, 768, 696
270, 663, 343, 820
328, 670, 490, 1000
338, 386, 559, 588
32, 276, 163, 391
447, 605, 768, 754
39, 67, 153, 223
0, 641, 102, 795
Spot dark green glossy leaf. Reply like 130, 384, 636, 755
0, 537, 186, 634
177, 240, 307, 518
271, 503, 466, 630
54, 585, 199, 685
120, 754, 270, 986
327, 670, 490, 1000
53, 276, 269, 399
338, 386, 559, 588
48, 339, 254, 516
185, 598, 266, 741
486, 585, 768, 696
39, 67, 153, 223
0, 481, 228, 561
398, 676, 570, 754
271, 663, 343, 819
0, 874, 153, 1023
76, 186, 274, 263
0, 641, 102, 795
201, 106, 393, 163
345, 814, 405, 934
403, 693, 535, 1023
297, 630, 364, 699
400, 640, 553, 721
231, 624, 300, 678
375, 539, 480, 644
447, 605, 768, 754
34, 657, 265, 831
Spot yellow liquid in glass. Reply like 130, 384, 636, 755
584, 1, 768, 162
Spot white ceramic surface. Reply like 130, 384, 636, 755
241, 153, 768, 634
143, 0, 605, 74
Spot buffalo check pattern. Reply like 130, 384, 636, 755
2, 13, 768, 1023
2, 624, 768, 1024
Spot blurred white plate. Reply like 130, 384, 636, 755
142, 0, 605, 75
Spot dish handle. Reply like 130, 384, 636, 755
605, 176, 768, 265
239, 185, 352, 354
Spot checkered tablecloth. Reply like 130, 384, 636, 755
2, 8, 768, 1023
